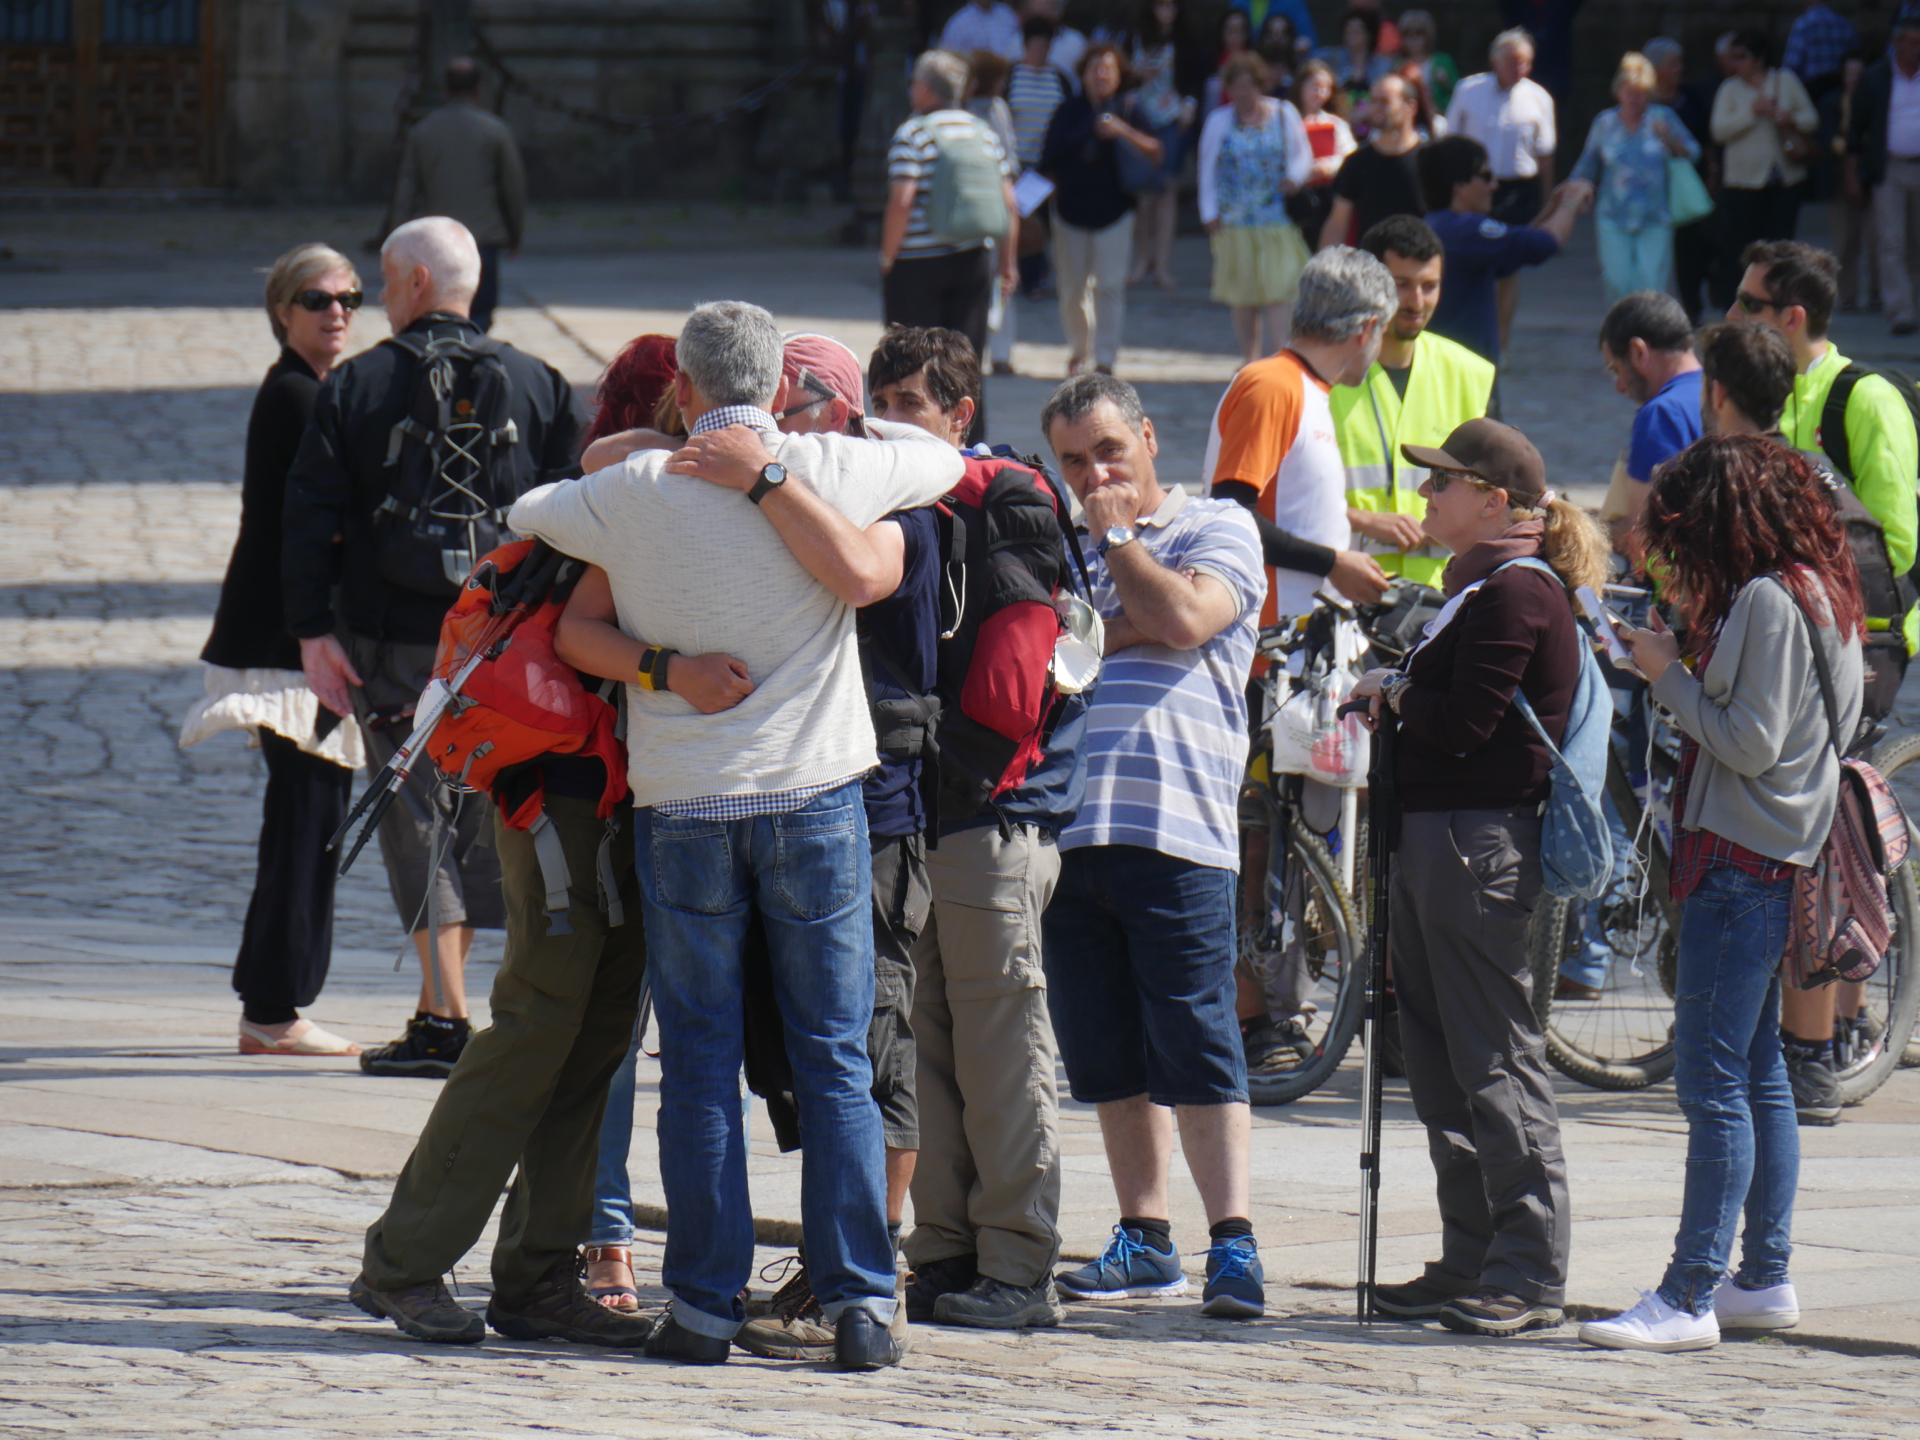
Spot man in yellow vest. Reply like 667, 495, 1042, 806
1332, 216, 1497, 587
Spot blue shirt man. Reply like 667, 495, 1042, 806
1594, 290, 1705, 556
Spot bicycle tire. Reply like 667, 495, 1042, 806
1245, 820, 1365, 1106
1830, 730, 1920, 1098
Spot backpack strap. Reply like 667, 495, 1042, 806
525, 808, 575, 937
1820, 364, 1865, 483
596, 815, 626, 928
1782, 579, 1849, 762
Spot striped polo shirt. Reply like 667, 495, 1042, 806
1061, 486, 1265, 873
1007, 62, 1069, 168
887, 109, 1013, 259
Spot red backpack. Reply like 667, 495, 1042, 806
427, 538, 628, 829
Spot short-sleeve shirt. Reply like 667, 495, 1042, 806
888, 109, 1014, 259
1446, 72, 1557, 179
1061, 487, 1264, 872
1201, 349, 1350, 623
1008, 62, 1071, 168
1627, 369, 1704, 484
1330, 144, 1426, 241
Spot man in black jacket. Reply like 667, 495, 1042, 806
283, 215, 580, 1078
1848, 12, 1920, 336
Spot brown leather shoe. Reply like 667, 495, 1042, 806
349, 1273, 484, 1344
487, 1257, 654, 1348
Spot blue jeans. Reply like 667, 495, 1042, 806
1596, 216, 1674, 304
634, 780, 894, 1339
1659, 865, 1799, 1315
589, 1024, 641, 1246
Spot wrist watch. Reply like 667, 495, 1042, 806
746, 461, 788, 506
1097, 523, 1137, 556
1381, 671, 1415, 714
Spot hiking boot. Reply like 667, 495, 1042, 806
359, 1015, 469, 1079
933, 1276, 1065, 1330
1437, 1288, 1563, 1337
744, 1255, 809, 1320
642, 1313, 730, 1365
904, 1253, 977, 1323
1371, 1273, 1474, 1320
736, 1261, 834, 1361
486, 1257, 653, 1348
348, 1273, 484, 1344
1578, 1290, 1718, 1352
834, 1306, 904, 1371
1056, 1225, 1187, 1301
1244, 1016, 1315, 1073
1785, 1040, 1843, 1126
1199, 1236, 1265, 1319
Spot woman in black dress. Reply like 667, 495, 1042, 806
182, 242, 365, 1056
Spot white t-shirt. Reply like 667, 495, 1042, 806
938, 2, 1023, 60
1446, 72, 1557, 179
1890, 65, 1920, 161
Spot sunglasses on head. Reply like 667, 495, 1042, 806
775, 367, 839, 420
295, 288, 363, 313
1734, 291, 1778, 316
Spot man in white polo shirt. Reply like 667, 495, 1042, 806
1447, 27, 1557, 355
1038, 372, 1271, 1321
508, 301, 960, 1373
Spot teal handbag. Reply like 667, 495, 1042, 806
1668, 155, 1713, 226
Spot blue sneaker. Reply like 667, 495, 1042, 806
1055, 1225, 1188, 1301
1200, 1235, 1265, 1319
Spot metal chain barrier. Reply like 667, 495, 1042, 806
470, 24, 820, 135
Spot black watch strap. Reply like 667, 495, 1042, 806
747, 462, 787, 506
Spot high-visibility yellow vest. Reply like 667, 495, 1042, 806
1329, 331, 1496, 588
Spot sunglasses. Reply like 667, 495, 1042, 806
1427, 467, 1491, 493
775, 367, 840, 421
1734, 290, 1778, 316
295, 288, 363, 313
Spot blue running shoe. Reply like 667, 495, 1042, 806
1200, 1235, 1265, 1319
1055, 1225, 1188, 1301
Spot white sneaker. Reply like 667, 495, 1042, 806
1713, 1278, 1799, 1330
1577, 1291, 1720, 1352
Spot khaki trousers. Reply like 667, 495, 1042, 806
360, 794, 646, 1299
1052, 212, 1132, 370
905, 822, 1063, 1288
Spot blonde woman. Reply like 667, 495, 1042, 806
1198, 52, 1313, 363
184, 243, 367, 1057
1570, 52, 1702, 303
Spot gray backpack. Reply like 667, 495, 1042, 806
923, 112, 1010, 244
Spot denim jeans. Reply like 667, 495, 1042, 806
589, 1024, 641, 1247
1659, 865, 1799, 1315
634, 780, 894, 1339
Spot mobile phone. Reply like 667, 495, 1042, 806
1575, 585, 1641, 674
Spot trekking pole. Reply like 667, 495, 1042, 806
1338, 697, 1398, 1324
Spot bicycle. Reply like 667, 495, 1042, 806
1530, 611, 1920, 1103
1237, 586, 1442, 1106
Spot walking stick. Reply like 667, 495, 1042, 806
1339, 697, 1398, 1324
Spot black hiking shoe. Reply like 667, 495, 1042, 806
642, 1313, 731, 1365
1244, 1016, 1315, 1074
486, 1257, 654, 1348
1785, 1040, 1843, 1125
933, 1276, 1066, 1330
348, 1273, 484, 1344
1371, 1273, 1475, 1320
359, 1015, 469, 1078
834, 1307, 905, 1371
904, 1253, 978, 1323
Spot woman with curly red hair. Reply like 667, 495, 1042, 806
1584, 434, 1864, 1354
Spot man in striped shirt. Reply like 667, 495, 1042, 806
882, 49, 1019, 438
1035, 373, 1272, 1323
1009, 17, 1071, 168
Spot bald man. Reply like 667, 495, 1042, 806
283, 215, 582, 1080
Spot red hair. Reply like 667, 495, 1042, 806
1638, 434, 1864, 658
584, 334, 676, 449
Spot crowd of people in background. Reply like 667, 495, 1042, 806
183, 0, 1920, 1383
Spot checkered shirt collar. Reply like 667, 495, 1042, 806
690, 404, 779, 436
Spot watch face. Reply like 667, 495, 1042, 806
763, 463, 788, 485
1104, 525, 1133, 546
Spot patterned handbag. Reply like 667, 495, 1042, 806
1785, 591, 1912, 989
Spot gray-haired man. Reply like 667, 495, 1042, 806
509, 301, 962, 1371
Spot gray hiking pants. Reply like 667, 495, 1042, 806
1389, 807, 1569, 1306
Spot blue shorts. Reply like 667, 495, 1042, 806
1042, 844, 1248, 1107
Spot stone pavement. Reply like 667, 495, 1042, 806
3, 203, 1920, 1434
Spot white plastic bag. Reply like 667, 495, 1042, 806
1269, 615, 1368, 788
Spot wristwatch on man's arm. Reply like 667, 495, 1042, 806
746, 461, 788, 506
1097, 523, 1137, 556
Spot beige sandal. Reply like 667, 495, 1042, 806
581, 1244, 639, 1312
238, 1018, 361, 1057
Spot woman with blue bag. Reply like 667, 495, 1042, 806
1569, 52, 1703, 303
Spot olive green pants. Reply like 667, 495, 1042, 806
360, 793, 646, 1300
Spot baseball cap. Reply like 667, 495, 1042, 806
780, 332, 866, 418
1401, 419, 1550, 506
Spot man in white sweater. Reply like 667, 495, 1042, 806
508, 302, 961, 1371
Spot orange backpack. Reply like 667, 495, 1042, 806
428, 538, 629, 830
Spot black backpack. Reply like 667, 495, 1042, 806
373, 326, 522, 599
1819, 361, 1920, 487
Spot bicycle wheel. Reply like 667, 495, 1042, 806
1831, 730, 1920, 1097
1242, 819, 1365, 1106
1530, 757, 1680, 1090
